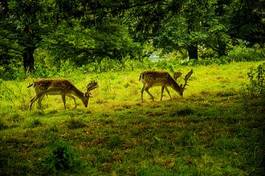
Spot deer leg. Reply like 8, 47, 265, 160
67, 95, 77, 109
61, 94, 66, 110
141, 85, 145, 102
145, 87, 154, 101
29, 97, 37, 111
30, 88, 61, 111
37, 95, 44, 109
30, 91, 47, 111
161, 86, 165, 101
165, 87, 172, 99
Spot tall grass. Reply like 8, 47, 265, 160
0, 61, 261, 112
0, 60, 264, 175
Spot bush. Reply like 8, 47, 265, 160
42, 140, 81, 174
246, 63, 265, 97
242, 63, 265, 112
228, 44, 265, 62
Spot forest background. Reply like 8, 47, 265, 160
0, 0, 265, 175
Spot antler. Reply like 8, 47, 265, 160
87, 81, 98, 92
181, 69, 193, 89
174, 72, 182, 80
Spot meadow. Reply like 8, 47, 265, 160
0, 61, 264, 175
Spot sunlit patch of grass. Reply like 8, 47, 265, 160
0, 61, 264, 175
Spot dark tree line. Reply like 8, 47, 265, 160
0, 0, 264, 72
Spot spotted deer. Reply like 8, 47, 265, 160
139, 69, 193, 102
28, 80, 98, 110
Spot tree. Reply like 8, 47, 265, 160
40, 18, 141, 66
0, 0, 55, 72
125, 0, 214, 60
229, 0, 265, 46
1, 0, 145, 72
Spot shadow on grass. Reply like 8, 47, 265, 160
1, 93, 264, 175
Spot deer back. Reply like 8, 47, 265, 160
140, 71, 176, 86
31, 80, 82, 95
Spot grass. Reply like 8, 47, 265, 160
0, 61, 264, 175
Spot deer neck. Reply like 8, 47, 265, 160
169, 78, 182, 94
71, 86, 86, 100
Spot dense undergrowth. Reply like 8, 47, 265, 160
0, 61, 264, 175
1, 44, 264, 81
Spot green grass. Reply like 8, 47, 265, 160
0, 61, 264, 175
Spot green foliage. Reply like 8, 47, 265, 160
90, 148, 113, 164
42, 140, 81, 174
176, 131, 198, 146
0, 119, 8, 130
40, 19, 142, 66
214, 137, 242, 151
175, 107, 194, 116
246, 63, 265, 96
66, 118, 87, 129
0, 81, 30, 111
27, 118, 42, 128
229, 0, 265, 45
0, 61, 264, 175
0, 63, 26, 80
1, 0, 265, 74
137, 165, 175, 176
106, 135, 123, 149
228, 44, 265, 62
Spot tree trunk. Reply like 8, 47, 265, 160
23, 47, 35, 72
217, 41, 227, 57
186, 18, 198, 60
187, 45, 198, 60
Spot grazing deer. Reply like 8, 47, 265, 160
28, 80, 98, 110
139, 69, 193, 102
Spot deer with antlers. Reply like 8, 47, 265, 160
28, 80, 98, 110
139, 69, 193, 102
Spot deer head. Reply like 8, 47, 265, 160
179, 69, 193, 96
82, 81, 98, 107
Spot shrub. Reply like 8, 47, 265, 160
42, 140, 81, 174
246, 63, 265, 97
242, 63, 265, 112
0, 63, 26, 81
228, 44, 265, 62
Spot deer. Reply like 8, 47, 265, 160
28, 80, 98, 110
139, 69, 193, 102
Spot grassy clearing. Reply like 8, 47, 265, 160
0, 61, 264, 175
